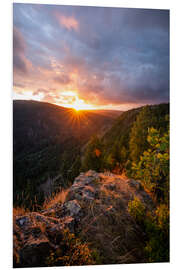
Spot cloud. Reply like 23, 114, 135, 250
41, 93, 57, 103
13, 26, 32, 75
33, 88, 49, 96
13, 4, 169, 109
55, 12, 79, 31
54, 74, 72, 85
13, 82, 25, 88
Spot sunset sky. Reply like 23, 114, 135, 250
13, 4, 169, 111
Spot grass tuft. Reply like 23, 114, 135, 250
43, 188, 69, 210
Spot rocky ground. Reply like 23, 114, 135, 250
13, 170, 154, 267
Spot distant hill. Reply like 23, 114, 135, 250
86, 109, 123, 118
13, 100, 119, 207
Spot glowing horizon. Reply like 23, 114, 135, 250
13, 90, 145, 111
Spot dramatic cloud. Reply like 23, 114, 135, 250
13, 27, 28, 74
13, 4, 169, 110
55, 13, 79, 31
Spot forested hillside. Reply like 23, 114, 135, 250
13, 100, 120, 208
82, 103, 169, 174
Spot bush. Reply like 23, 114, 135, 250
128, 196, 146, 225
131, 127, 169, 203
144, 207, 169, 263
128, 198, 169, 262
46, 229, 94, 266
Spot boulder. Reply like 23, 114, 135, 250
63, 200, 82, 218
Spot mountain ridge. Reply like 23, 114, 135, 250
13, 100, 122, 208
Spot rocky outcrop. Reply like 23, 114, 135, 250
13, 170, 154, 267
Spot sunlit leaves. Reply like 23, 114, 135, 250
131, 127, 169, 202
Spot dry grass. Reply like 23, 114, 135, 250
43, 188, 69, 210
13, 207, 27, 218
76, 174, 146, 264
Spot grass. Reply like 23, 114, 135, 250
13, 206, 27, 217
75, 176, 146, 264
43, 188, 69, 210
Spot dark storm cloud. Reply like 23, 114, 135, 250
13, 4, 169, 107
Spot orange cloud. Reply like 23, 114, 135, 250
56, 13, 79, 31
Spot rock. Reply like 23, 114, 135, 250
83, 186, 95, 200
61, 216, 75, 232
42, 204, 64, 219
46, 224, 63, 244
16, 216, 31, 228
14, 170, 156, 267
63, 200, 82, 218
32, 212, 59, 225
104, 183, 116, 191
128, 179, 142, 190
68, 170, 99, 202
19, 236, 52, 267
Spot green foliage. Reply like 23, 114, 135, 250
128, 125, 169, 263
128, 196, 146, 225
81, 135, 105, 172
99, 103, 169, 173
155, 204, 169, 234
131, 127, 169, 202
144, 203, 169, 262
46, 229, 94, 266
102, 107, 141, 171
129, 105, 169, 163
128, 122, 169, 262
129, 106, 151, 162
128, 198, 169, 262
106, 143, 128, 172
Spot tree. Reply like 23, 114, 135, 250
132, 127, 169, 202
129, 106, 157, 163
81, 135, 105, 172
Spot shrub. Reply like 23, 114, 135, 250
128, 197, 146, 225
46, 229, 94, 266
128, 198, 169, 263
131, 127, 169, 202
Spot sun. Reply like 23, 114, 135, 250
71, 96, 95, 111
57, 91, 96, 111
72, 99, 84, 111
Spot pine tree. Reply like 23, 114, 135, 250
129, 106, 157, 162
